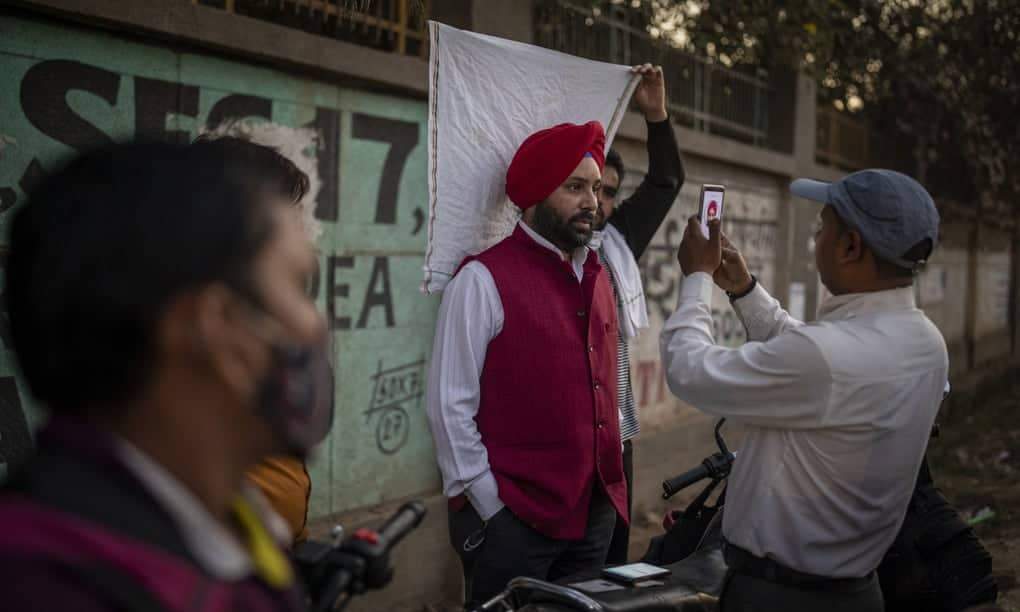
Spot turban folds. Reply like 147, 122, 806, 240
505, 121, 606, 210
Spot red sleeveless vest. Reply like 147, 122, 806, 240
465, 225, 628, 540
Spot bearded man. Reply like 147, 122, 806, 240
426, 121, 628, 607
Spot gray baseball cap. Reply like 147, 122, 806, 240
790, 169, 939, 269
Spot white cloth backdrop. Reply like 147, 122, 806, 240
423, 21, 639, 293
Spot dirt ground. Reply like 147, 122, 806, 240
627, 374, 1020, 611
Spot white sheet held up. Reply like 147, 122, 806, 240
423, 21, 638, 293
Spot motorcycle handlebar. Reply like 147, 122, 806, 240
377, 501, 427, 550
662, 451, 738, 499
304, 501, 427, 612
662, 464, 710, 498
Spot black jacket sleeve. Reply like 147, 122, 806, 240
608, 118, 685, 259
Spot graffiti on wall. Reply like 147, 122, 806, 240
365, 358, 425, 455
0, 16, 439, 515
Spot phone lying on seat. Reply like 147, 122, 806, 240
601, 562, 672, 585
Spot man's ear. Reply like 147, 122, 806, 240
838, 229, 866, 264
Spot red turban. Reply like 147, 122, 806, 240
505, 121, 606, 210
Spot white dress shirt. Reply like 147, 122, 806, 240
659, 273, 948, 578
426, 222, 589, 521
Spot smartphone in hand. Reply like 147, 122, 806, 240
698, 184, 726, 238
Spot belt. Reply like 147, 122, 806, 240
722, 540, 874, 591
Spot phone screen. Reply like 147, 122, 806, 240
699, 186, 725, 238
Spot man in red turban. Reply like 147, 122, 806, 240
426, 120, 628, 607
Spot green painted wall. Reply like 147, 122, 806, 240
0, 16, 441, 516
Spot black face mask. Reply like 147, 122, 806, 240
255, 335, 334, 457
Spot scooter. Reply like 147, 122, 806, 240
471, 418, 998, 612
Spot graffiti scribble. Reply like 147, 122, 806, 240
364, 358, 425, 455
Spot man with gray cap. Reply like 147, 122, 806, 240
660, 169, 947, 611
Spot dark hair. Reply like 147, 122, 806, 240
192, 135, 310, 204
5, 141, 282, 414
604, 148, 625, 185
831, 209, 932, 279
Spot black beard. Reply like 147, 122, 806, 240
531, 202, 594, 253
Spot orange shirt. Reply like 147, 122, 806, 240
246, 456, 311, 544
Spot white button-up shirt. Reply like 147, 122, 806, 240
425, 222, 589, 521
659, 272, 948, 578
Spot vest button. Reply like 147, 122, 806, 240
594, 382, 601, 390
588, 345, 595, 352
577, 310, 586, 317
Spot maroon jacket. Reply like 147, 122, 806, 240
0, 418, 306, 612
465, 225, 628, 539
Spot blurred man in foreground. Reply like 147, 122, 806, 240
660, 169, 947, 611
0, 140, 332, 611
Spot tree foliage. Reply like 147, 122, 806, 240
593, 0, 1019, 217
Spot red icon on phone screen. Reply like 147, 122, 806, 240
707, 201, 718, 219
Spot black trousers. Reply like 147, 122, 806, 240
449, 486, 618, 608
605, 439, 634, 565
721, 570, 884, 612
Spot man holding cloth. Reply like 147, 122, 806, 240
660, 170, 947, 611
594, 64, 685, 565
426, 120, 627, 606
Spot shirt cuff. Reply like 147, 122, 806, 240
679, 272, 715, 303
731, 281, 772, 319
466, 471, 504, 521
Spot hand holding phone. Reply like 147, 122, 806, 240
698, 184, 726, 238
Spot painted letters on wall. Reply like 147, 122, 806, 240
0, 16, 438, 514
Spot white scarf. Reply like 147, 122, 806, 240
590, 225, 649, 339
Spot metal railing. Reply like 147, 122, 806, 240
193, 0, 429, 58
815, 106, 915, 172
534, 0, 771, 147
815, 106, 870, 170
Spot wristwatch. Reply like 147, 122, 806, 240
726, 275, 757, 303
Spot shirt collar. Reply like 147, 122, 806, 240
114, 438, 283, 580
816, 285, 917, 321
517, 220, 589, 269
